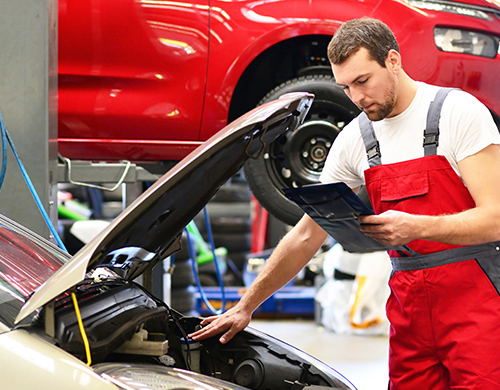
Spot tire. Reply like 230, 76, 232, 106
244, 74, 359, 226
226, 251, 249, 271
207, 216, 252, 234
195, 214, 252, 235
171, 286, 197, 314
211, 232, 252, 252
174, 232, 198, 261
209, 183, 251, 203
196, 273, 219, 287
171, 259, 195, 289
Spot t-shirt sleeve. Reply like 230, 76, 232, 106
443, 90, 500, 162
319, 119, 367, 189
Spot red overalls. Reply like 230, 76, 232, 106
359, 89, 500, 389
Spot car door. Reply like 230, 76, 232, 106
58, 0, 210, 161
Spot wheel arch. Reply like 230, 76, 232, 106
228, 34, 334, 123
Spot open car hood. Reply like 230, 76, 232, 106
16, 92, 313, 324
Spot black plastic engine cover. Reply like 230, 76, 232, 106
53, 281, 169, 362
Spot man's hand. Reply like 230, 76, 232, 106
359, 210, 419, 246
189, 214, 327, 344
188, 305, 252, 344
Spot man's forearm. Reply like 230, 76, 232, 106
417, 206, 500, 245
237, 215, 327, 314
360, 206, 500, 247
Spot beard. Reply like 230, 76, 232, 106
362, 74, 397, 121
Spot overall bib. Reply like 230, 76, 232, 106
359, 89, 500, 389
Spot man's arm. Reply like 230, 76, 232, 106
189, 213, 327, 343
359, 144, 500, 246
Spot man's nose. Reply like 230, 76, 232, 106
349, 88, 364, 106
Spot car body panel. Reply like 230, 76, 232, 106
0, 330, 118, 389
16, 92, 313, 324
58, 0, 209, 144
58, 0, 500, 162
0, 322, 9, 334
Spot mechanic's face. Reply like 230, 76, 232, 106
332, 47, 399, 121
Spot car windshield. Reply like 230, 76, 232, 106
0, 217, 70, 328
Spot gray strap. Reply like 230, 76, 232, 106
359, 87, 458, 162
391, 241, 500, 271
396, 247, 420, 257
423, 88, 457, 156
358, 113, 381, 167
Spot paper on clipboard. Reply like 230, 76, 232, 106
283, 182, 408, 253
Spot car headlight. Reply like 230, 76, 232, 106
404, 0, 492, 20
93, 363, 249, 390
434, 27, 499, 58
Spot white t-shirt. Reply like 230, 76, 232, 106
319, 82, 500, 188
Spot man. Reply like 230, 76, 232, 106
190, 18, 500, 389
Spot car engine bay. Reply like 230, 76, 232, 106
28, 270, 350, 390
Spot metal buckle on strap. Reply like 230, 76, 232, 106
366, 141, 381, 160
423, 133, 439, 146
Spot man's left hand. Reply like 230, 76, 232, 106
359, 210, 418, 246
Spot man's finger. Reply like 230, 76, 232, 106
200, 316, 217, 325
190, 319, 229, 339
359, 214, 379, 223
219, 327, 238, 344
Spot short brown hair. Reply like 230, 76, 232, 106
327, 18, 399, 67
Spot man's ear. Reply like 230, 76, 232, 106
385, 49, 401, 73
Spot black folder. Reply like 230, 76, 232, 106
283, 182, 408, 253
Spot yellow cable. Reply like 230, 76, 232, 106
71, 291, 92, 366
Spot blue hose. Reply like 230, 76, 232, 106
0, 110, 67, 252
0, 111, 8, 189
185, 207, 226, 315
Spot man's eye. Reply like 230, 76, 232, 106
358, 79, 368, 84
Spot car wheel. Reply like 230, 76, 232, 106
171, 259, 195, 289
208, 216, 251, 234
209, 182, 251, 203
244, 74, 359, 226
171, 286, 197, 314
211, 232, 252, 252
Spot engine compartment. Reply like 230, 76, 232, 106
32, 274, 350, 390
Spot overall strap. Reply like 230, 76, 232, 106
358, 112, 381, 167
358, 87, 457, 259
391, 241, 500, 271
358, 112, 419, 257
423, 87, 457, 156
359, 87, 458, 162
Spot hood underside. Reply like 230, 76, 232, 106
15, 92, 314, 324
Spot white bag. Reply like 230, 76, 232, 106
316, 244, 391, 335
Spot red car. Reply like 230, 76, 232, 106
58, 0, 500, 224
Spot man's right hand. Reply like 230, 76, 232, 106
188, 214, 327, 344
188, 305, 252, 344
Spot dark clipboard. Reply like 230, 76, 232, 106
283, 182, 408, 253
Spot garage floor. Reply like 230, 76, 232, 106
250, 319, 389, 390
